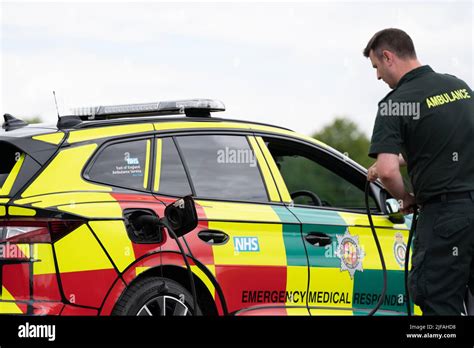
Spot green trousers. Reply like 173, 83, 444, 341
408, 195, 474, 315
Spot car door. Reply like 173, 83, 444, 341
170, 132, 309, 315
256, 135, 419, 315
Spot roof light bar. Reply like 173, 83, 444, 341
71, 99, 225, 120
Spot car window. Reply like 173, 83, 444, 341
88, 139, 150, 190
262, 137, 377, 210
0, 142, 23, 188
154, 137, 192, 196
176, 135, 268, 202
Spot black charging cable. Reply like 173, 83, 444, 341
364, 181, 388, 316
405, 206, 419, 316
160, 217, 199, 316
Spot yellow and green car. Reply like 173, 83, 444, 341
0, 99, 419, 316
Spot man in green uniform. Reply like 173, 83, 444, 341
363, 28, 474, 315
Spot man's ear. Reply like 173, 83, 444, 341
381, 50, 395, 65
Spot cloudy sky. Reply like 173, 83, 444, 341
1, 0, 472, 137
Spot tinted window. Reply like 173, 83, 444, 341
154, 137, 191, 196
88, 139, 150, 190
176, 135, 268, 201
263, 137, 377, 210
0, 142, 23, 187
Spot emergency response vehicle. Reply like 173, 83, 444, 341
0, 99, 419, 316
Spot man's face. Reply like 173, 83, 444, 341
369, 50, 397, 89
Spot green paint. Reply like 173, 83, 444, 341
271, 205, 299, 223
272, 205, 307, 267
353, 269, 413, 314
282, 223, 307, 266
304, 223, 347, 268
289, 207, 347, 226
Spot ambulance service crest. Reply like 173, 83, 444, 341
335, 230, 365, 279
393, 232, 406, 268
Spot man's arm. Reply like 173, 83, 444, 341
367, 153, 406, 181
376, 153, 405, 199
375, 153, 415, 212
398, 153, 406, 166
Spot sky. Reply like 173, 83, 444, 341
1, 0, 472, 137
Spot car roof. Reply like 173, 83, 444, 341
65, 116, 328, 148
2, 116, 368, 174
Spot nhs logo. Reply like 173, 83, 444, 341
234, 237, 260, 252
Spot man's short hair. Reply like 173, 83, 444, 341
363, 28, 417, 59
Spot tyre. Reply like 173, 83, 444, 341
112, 276, 200, 316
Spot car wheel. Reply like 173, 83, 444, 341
112, 276, 200, 316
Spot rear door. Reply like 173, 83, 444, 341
173, 133, 308, 315
257, 135, 414, 315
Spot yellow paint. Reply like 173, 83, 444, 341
191, 265, 216, 299
33, 132, 65, 145
286, 308, 310, 315
136, 266, 151, 277
153, 121, 252, 132
349, 225, 409, 271
54, 224, 114, 273
286, 265, 309, 315
338, 211, 401, 229
0, 206, 5, 216
0, 198, 9, 203
15, 192, 117, 208
310, 308, 353, 316
16, 244, 31, 258
153, 138, 162, 192
33, 244, 57, 275
210, 221, 286, 266
255, 136, 292, 203
248, 136, 280, 202
57, 202, 123, 218
153, 121, 329, 149
414, 305, 422, 315
309, 267, 354, 309
90, 221, 136, 272
0, 287, 23, 314
8, 206, 36, 217
68, 124, 153, 144
22, 144, 112, 198
143, 139, 151, 189
338, 211, 410, 270
0, 153, 25, 196
197, 200, 281, 223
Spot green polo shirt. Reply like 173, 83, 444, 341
369, 65, 474, 203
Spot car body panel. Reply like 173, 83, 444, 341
0, 117, 421, 316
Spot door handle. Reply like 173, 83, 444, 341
198, 229, 229, 245
305, 232, 332, 247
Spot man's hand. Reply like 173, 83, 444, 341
400, 192, 417, 215
367, 162, 378, 182
368, 155, 406, 182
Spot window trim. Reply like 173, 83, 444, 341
83, 135, 154, 194
150, 135, 194, 197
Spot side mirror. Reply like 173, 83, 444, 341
164, 196, 198, 238
385, 198, 405, 224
